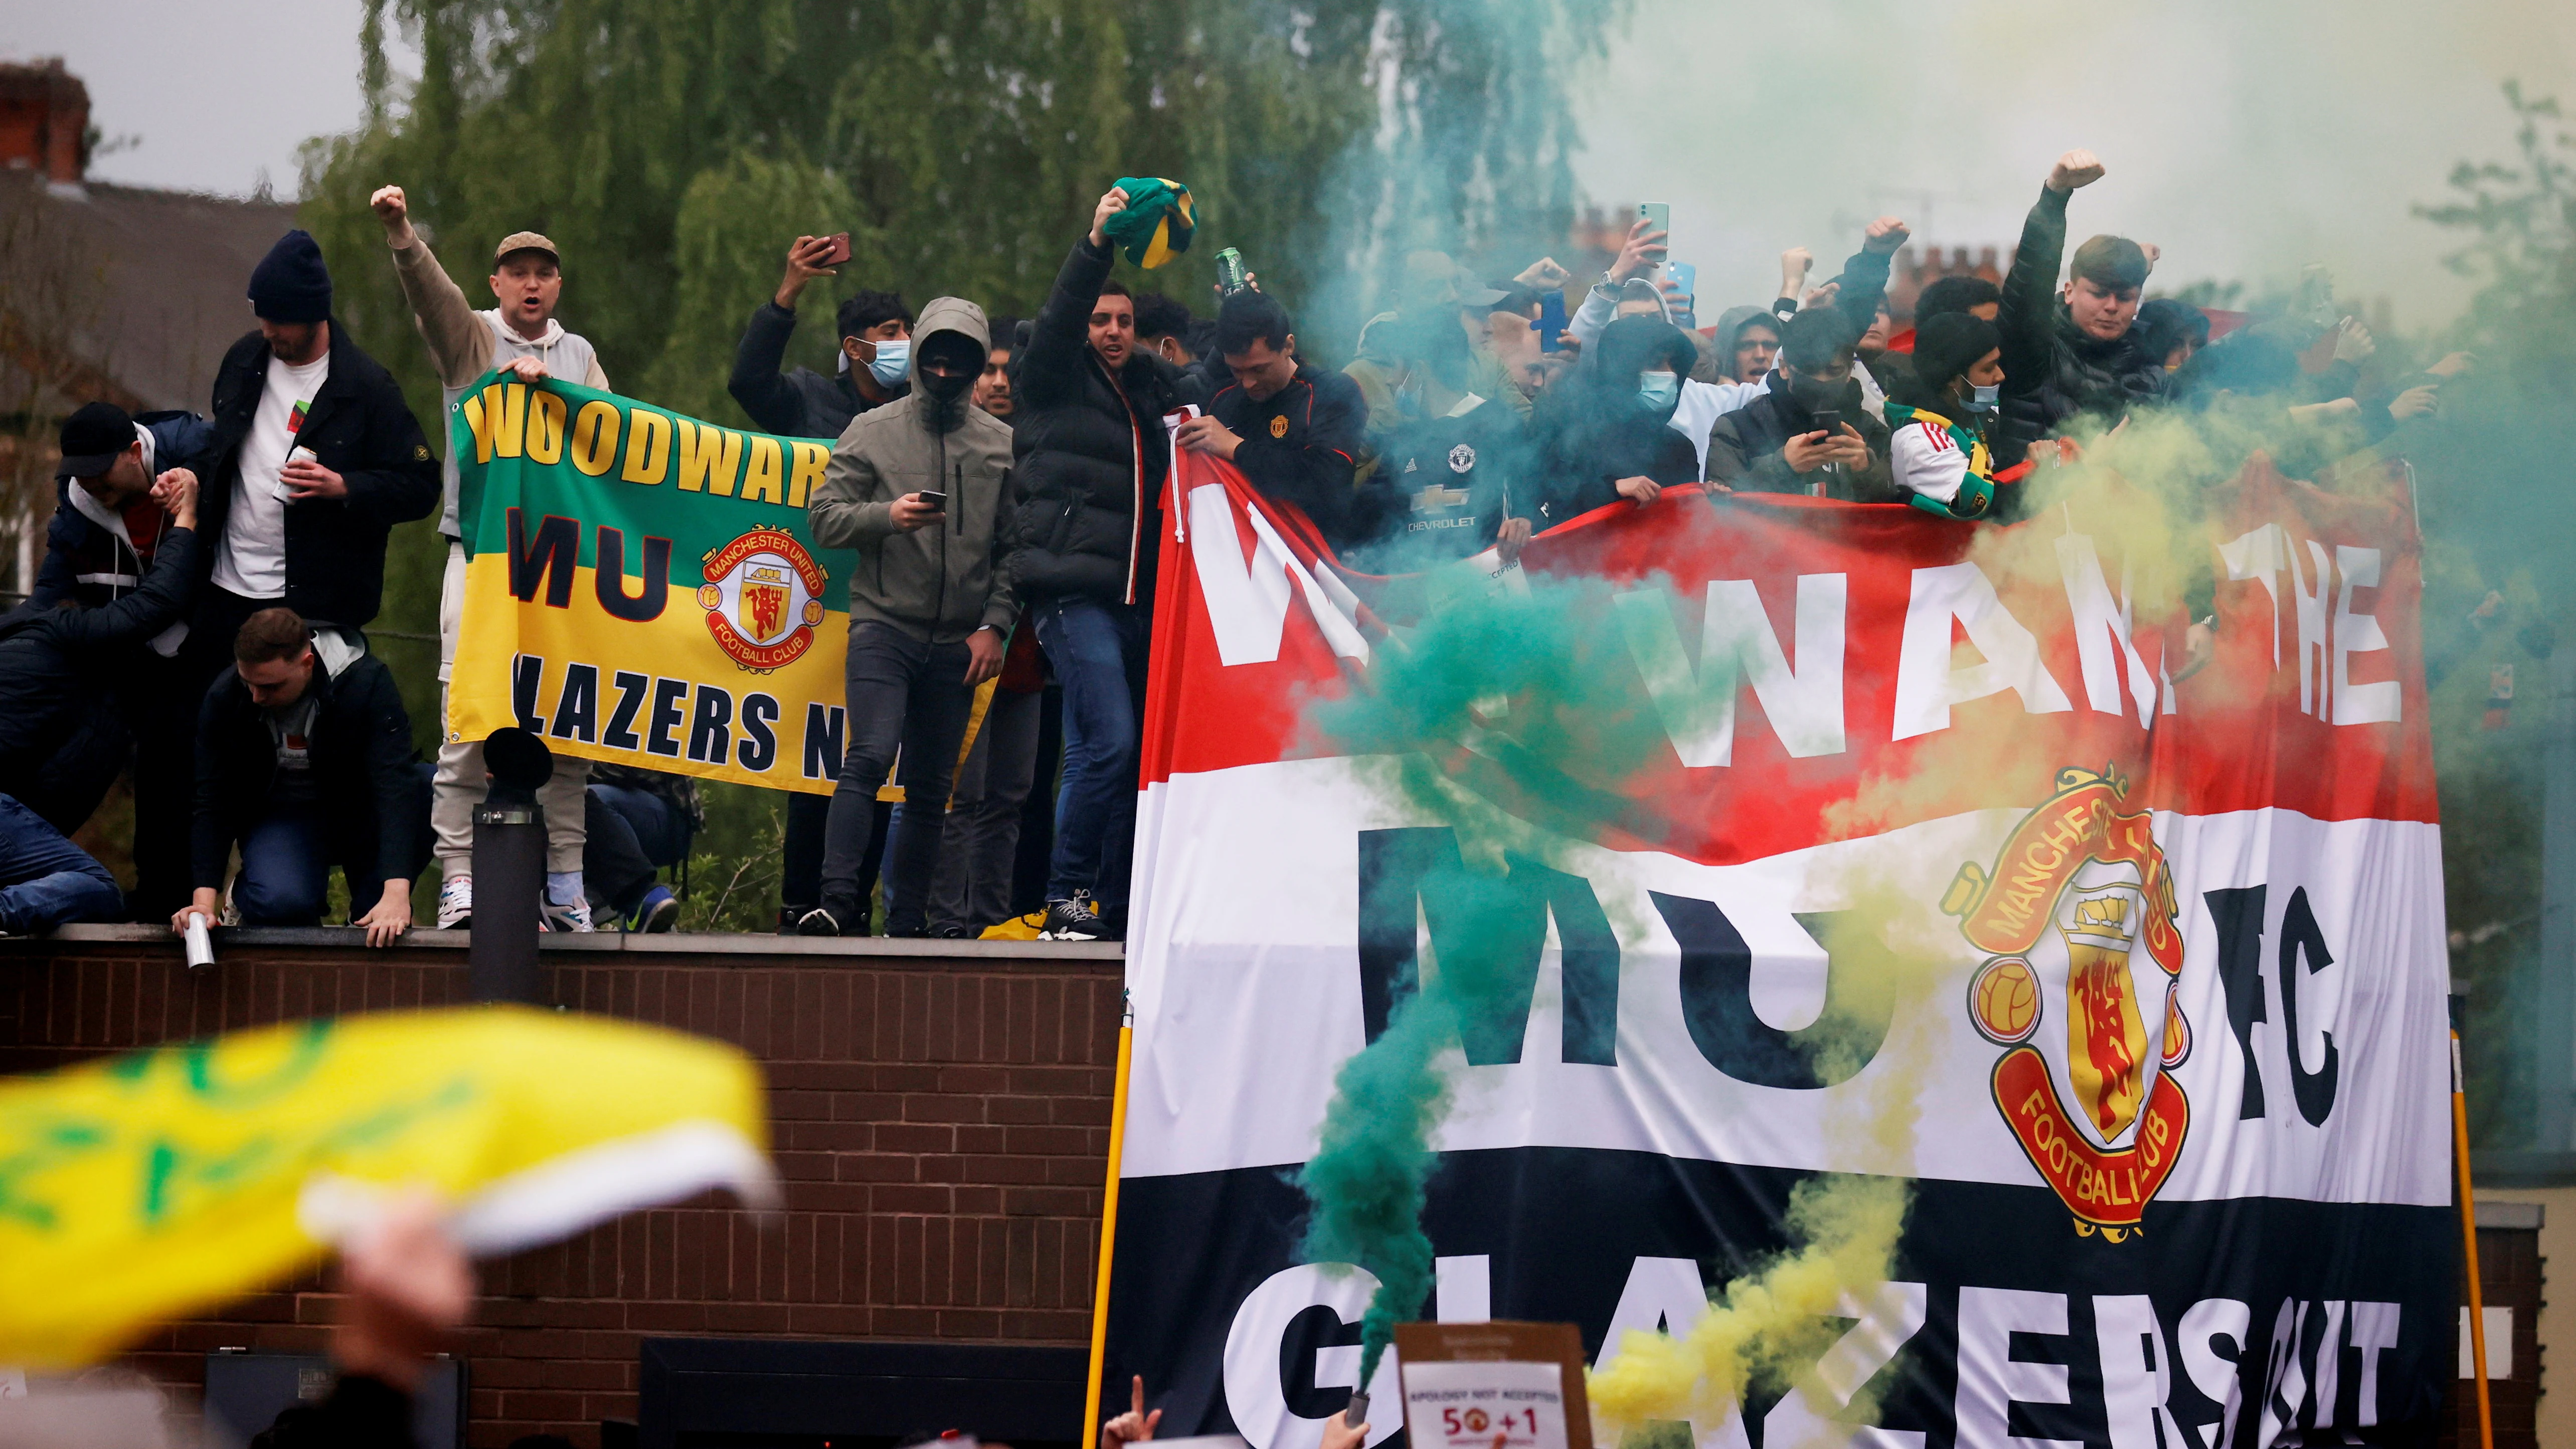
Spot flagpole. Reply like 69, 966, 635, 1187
2453, 1028, 2494, 1449
1081, 1008, 1137, 1449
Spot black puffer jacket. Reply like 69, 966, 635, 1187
1008, 239, 1205, 607
1994, 185, 2166, 467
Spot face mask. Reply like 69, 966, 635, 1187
1787, 374, 1844, 409
866, 338, 911, 387
1637, 371, 1680, 412
1969, 383, 2000, 413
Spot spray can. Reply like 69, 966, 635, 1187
183, 911, 215, 971
1216, 248, 1250, 296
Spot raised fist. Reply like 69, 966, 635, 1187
2048, 150, 2107, 193
1862, 217, 1911, 255
370, 185, 416, 246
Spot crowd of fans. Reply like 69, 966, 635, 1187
0, 149, 2463, 949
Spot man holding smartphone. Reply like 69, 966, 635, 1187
371, 184, 612, 932
800, 299, 1018, 938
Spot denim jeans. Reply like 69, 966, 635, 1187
927, 684, 1043, 934
1031, 597, 1148, 910
0, 794, 122, 934
233, 762, 435, 927
584, 785, 692, 920
819, 622, 977, 933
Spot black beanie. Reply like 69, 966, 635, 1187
248, 230, 333, 324
1911, 312, 2001, 394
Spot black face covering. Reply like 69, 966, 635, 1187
914, 333, 981, 431
918, 367, 973, 404
1787, 373, 1849, 411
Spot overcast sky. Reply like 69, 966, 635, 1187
9, 0, 2572, 329
1576, 0, 2576, 328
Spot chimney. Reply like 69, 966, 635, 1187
0, 59, 91, 184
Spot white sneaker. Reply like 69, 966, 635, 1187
543, 895, 595, 933
436, 875, 474, 930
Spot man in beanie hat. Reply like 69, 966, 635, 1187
24, 399, 215, 915
1884, 312, 2016, 520
370, 184, 609, 932
189, 229, 438, 729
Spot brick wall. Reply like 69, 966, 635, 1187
0, 930, 1126, 1447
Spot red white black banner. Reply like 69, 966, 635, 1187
1105, 449, 2450, 1449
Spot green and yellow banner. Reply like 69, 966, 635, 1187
450, 373, 852, 794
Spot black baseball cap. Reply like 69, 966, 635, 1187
57, 401, 137, 480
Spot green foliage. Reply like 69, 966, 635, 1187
2408, 81, 2576, 1148
286, 0, 1622, 926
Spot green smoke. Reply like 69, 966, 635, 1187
1297, 573, 1680, 1382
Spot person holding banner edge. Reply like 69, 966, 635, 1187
798, 298, 1018, 938
371, 184, 610, 932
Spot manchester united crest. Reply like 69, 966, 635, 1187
1945, 765, 2189, 1240
696, 527, 828, 672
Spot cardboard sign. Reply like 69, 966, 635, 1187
1394, 1322, 1591, 1449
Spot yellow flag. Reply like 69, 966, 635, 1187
0, 1006, 775, 1368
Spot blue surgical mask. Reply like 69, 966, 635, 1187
867, 338, 911, 387
1638, 371, 1679, 412
1969, 382, 2000, 413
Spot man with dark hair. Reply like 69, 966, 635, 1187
31, 399, 213, 913
802, 299, 1018, 939
729, 238, 919, 931
2135, 297, 2212, 373
1009, 183, 1206, 940
1916, 274, 2003, 326
177, 607, 427, 945
730, 235, 914, 441
1133, 293, 1199, 367
1705, 307, 1893, 499
193, 231, 441, 660
0, 461, 202, 838
976, 317, 1021, 421
1993, 149, 2164, 466
1178, 290, 1368, 543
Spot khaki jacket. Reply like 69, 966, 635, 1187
807, 297, 1017, 645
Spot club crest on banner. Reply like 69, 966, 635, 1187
696, 527, 828, 672
1944, 766, 2190, 1240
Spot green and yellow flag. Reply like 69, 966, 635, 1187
0, 1007, 774, 1367
1104, 176, 1196, 269
448, 374, 853, 793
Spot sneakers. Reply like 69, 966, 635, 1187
796, 907, 847, 937
542, 895, 595, 933
627, 885, 679, 934
1038, 891, 1101, 941
436, 875, 473, 930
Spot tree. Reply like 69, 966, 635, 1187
294, 0, 1626, 930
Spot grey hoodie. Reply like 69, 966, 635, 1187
807, 297, 1018, 645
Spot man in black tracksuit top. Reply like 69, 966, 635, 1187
1178, 289, 1368, 548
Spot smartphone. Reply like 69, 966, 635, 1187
1637, 203, 1670, 242
1216, 248, 1251, 296
1809, 410, 1843, 440
915, 490, 948, 511
819, 232, 853, 267
1536, 290, 1569, 353
1665, 261, 1697, 326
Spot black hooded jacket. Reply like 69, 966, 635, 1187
1007, 239, 1207, 608
728, 301, 908, 440
1531, 315, 1702, 524
1994, 185, 2166, 467
0, 526, 200, 804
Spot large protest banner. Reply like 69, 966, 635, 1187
1105, 449, 2450, 1446
447, 373, 851, 792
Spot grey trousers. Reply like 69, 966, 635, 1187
926, 685, 1043, 935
